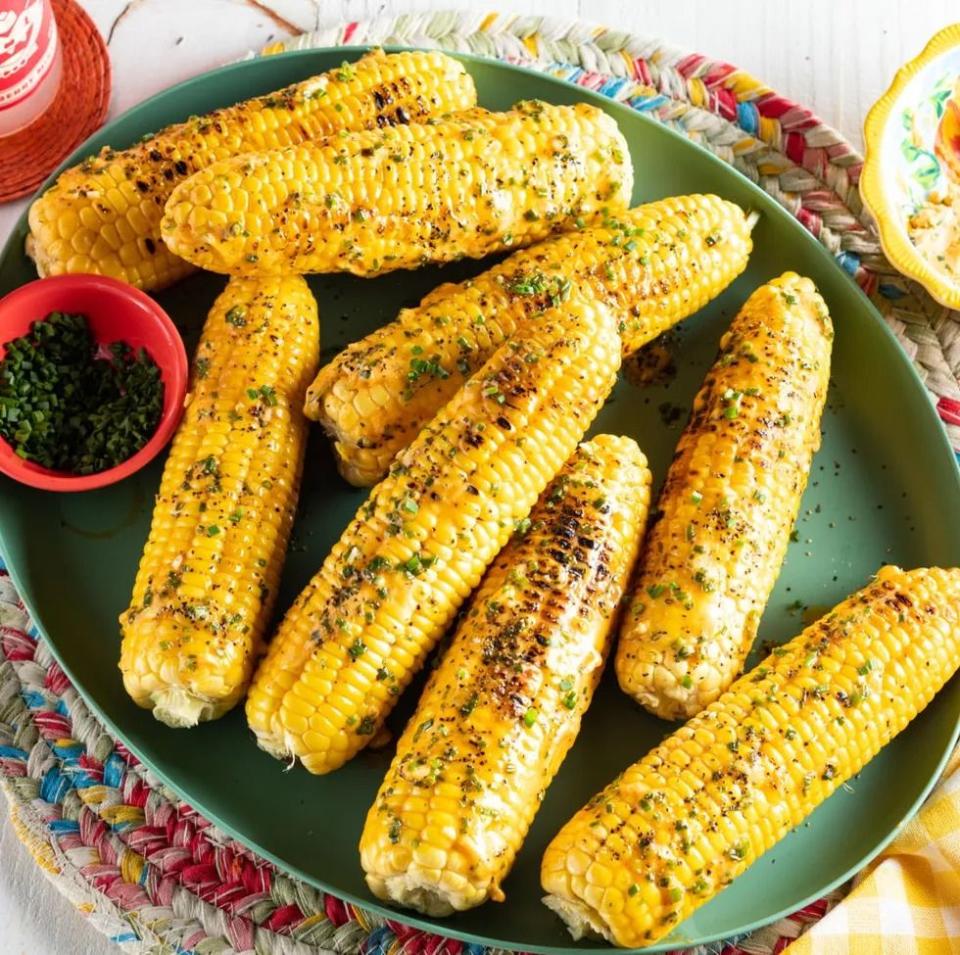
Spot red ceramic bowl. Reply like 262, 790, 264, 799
0, 274, 187, 492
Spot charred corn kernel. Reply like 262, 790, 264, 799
119, 276, 319, 727
245, 295, 621, 774
27, 50, 477, 291
615, 273, 833, 720
161, 101, 633, 277
306, 195, 752, 486
543, 566, 960, 948
361, 435, 652, 915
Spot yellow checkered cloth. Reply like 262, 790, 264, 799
786, 747, 960, 954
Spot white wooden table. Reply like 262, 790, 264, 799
1, 1, 957, 952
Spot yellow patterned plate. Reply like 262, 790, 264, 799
863, 22, 960, 309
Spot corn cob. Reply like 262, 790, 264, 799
360, 435, 651, 915
26, 50, 477, 291
306, 195, 753, 486
542, 566, 960, 948
161, 101, 633, 277
245, 295, 621, 774
119, 276, 319, 727
615, 273, 833, 720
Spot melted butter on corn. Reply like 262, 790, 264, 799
27, 50, 477, 290
305, 194, 754, 486
119, 276, 319, 726
616, 272, 833, 719
361, 435, 651, 915
161, 101, 633, 277
245, 294, 622, 774
544, 566, 960, 948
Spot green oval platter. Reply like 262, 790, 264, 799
1, 48, 959, 954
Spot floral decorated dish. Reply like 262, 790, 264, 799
863, 22, 960, 309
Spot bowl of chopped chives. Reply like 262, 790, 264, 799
0, 274, 187, 491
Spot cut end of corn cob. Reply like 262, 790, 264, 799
542, 895, 608, 942
119, 275, 319, 727
26, 49, 477, 291
149, 687, 219, 728
361, 435, 651, 915
305, 194, 753, 487
544, 565, 960, 948
160, 101, 633, 277
616, 272, 833, 720
367, 880, 469, 919
245, 295, 621, 774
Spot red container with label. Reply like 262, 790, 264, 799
0, 0, 62, 137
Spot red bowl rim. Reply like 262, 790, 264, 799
0, 274, 187, 492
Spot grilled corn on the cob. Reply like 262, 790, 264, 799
245, 295, 621, 774
361, 435, 652, 915
306, 195, 753, 486
27, 50, 477, 291
161, 101, 633, 277
119, 276, 319, 726
543, 565, 960, 948
616, 273, 833, 720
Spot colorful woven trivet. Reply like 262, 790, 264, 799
1, 11, 957, 955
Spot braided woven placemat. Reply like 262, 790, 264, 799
1, 10, 957, 955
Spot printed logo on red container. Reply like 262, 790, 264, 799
0, 0, 58, 111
